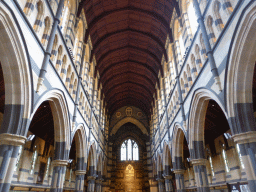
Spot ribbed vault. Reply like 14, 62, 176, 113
83, 0, 178, 116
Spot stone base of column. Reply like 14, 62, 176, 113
50, 160, 68, 192
0, 133, 26, 192
173, 169, 185, 192
191, 159, 210, 192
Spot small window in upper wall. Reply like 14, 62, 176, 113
60, 0, 70, 33
188, 2, 198, 35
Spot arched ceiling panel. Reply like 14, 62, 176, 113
83, 0, 177, 116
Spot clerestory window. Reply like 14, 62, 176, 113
120, 139, 139, 161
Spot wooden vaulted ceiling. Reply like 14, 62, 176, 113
82, 0, 178, 116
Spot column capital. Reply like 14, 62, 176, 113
75, 170, 87, 175
232, 131, 256, 144
87, 175, 97, 180
163, 175, 172, 180
95, 178, 104, 184
52, 159, 69, 167
0, 133, 26, 146
173, 169, 185, 174
156, 178, 164, 183
191, 158, 207, 166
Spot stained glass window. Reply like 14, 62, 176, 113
120, 139, 139, 161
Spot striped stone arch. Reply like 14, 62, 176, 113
87, 141, 97, 176
102, 157, 107, 175
152, 157, 158, 179
110, 116, 148, 136
71, 124, 87, 170
162, 141, 172, 175
0, 3, 32, 135
171, 124, 187, 170
96, 152, 104, 177
188, 88, 226, 160
226, 1, 256, 135
31, 89, 71, 160
156, 152, 163, 176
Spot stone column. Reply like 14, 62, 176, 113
75, 170, 86, 192
50, 160, 68, 192
163, 175, 173, 192
0, 134, 26, 192
149, 179, 158, 192
191, 159, 210, 192
95, 178, 104, 192
156, 178, 165, 192
87, 176, 96, 192
233, 132, 256, 191
173, 169, 185, 192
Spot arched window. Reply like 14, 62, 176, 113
200, 33, 207, 60
236, 144, 245, 169
213, 1, 224, 31
187, 1, 198, 35
60, 0, 70, 34
120, 139, 139, 161
14, 146, 23, 172
207, 16, 216, 46
41, 17, 51, 46
30, 148, 38, 175
33, 1, 44, 33
44, 157, 51, 180
195, 44, 203, 70
221, 0, 233, 15
221, 144, 230, 173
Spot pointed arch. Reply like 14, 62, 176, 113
171, 124, 187, 170
72, 124, 87, 166
163, 141, 172, 175
87, 141, 97, 176
0, 4, 32, 135
226, 2, 256, 134
31, 89, 71, 159
188, 88, 226, 159
110, 116, 148, 136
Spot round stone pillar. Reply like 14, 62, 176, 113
87, 176, 97, 192
75, 170, 86, 192
173, 169, 185, 192
163, 175, 173, 192
0, 133, 26, 192
233, 132, 256, 191
95, 178, 104, 192
191, 159, 210, 192
50, 160, 68, 192
156, 178, 165, 192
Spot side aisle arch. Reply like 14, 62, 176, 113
71, 124, 87, 170
0, 2, 32, 135
226, 1, 256, 134
171, 124, 188, 170
31, 89, 71, 160
188, 88, 226, 159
